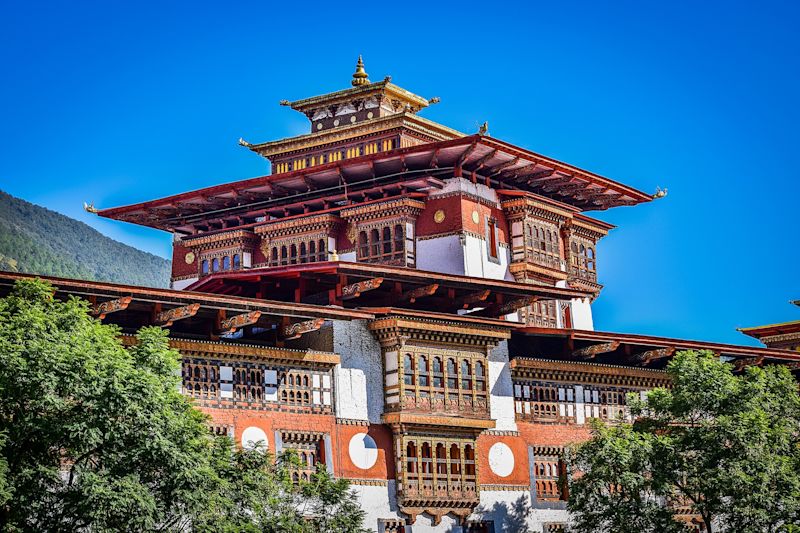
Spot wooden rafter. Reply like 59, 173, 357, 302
155, 303, 201, 327
220, 310, 262, 334
342, 277, 384, 300
733, 355, 765, 372
485, 157, 520, 177
92, 296, 132, 319
523, 169, 558, 185
455, 139, 479, 168
281, 318, 325, 340
477, 295, 539, 317
400, 284, 439, 303
573, 340, 620, 360
455, 289, 491, 309
501, 163, 538, 180
631, 347, 674, 365
468, 149, 497, 172
542, 177, 578, 193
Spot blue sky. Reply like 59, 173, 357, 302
1, 1, 798, 345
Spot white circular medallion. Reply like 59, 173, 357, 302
472, 210, 480, 224
488, 442, 514, 477
367, 111, 374, 119
316, 122, 323, 130
349, 433, 378, 470
333, 119, 340, 127
350, 115, 357, 123
241, 426, 268, 451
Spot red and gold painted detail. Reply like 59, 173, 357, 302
155, 303, 200, 326
119, 336, 340, 366
510, 358, 670, 387
171, 242, 197, 278
369, 316, 511, 349
182, 229, 258, 251
91, 296, 132, 319
254, 213, 343, 236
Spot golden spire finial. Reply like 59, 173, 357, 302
351, 55, 370, 86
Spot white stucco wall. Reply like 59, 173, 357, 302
471, 490, 569, 533
332, 320, 384, 424
570, 297, 594, 330
171, 277, 198, 291
339, 251, 357, 262
489, 341, 517, 432
462, 234, 513, 281
351, 482, 403, 533
416, 234, 467, 276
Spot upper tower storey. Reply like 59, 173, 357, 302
240, 57, 461, 174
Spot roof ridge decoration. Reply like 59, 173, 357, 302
351, 55, 370, 86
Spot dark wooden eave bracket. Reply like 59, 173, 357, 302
155, 303, 201, 327
92, 296, 132, 319
342, 277, 384, 300
631, 347, 675, 365
281, 318, 325, 340
574, 340, 621, 360
220, 310, 262, 334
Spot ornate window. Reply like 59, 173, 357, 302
182, 358, 333, 413
233, 254, 241, 269
532, 450, 567, 502
392, 348, 489, 417
201, 259, 209, 274
399, 436, 479, 505
268, 238, 327, 267
211, 257, 219, 272
569, 237, 597, 281
282, 431, 324, 483
222, 256, 231, 270
357, 223, 406, 264
523, 220, 563, 271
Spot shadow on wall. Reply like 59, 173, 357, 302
472, 495, 534, 533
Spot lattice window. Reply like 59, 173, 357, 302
543, 524, 566, 533
522, 299, 558, 328
569, 237, 597, 281
582, 386, 630, 421
282, 431, 324, 483
181, 358, 333, 412
395, 348, 489, 416
533, 451, 567, 502
524, 221, 563, 271
357, 224, 405, 264
401, 436, 478, 503
513, 381, 565, 422
268, 238, 326, 266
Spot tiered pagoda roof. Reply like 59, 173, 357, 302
96, 135, 653, 233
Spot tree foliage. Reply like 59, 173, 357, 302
567, 350, 800, 533
0, 279, 367, 532
0, 190, 171, 287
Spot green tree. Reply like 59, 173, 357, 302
567, 350, 800, 533
0, 278, 214, 531
194, 439, 367, 532
0, 278, 368, 532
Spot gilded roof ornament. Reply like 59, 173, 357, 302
238, 138, 253, 148
83, 201, 99, 214
478, 121, 489, 136
351, 55, 370, 86
652, 186, 668, 199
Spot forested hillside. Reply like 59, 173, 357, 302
0, 190, 170, 287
